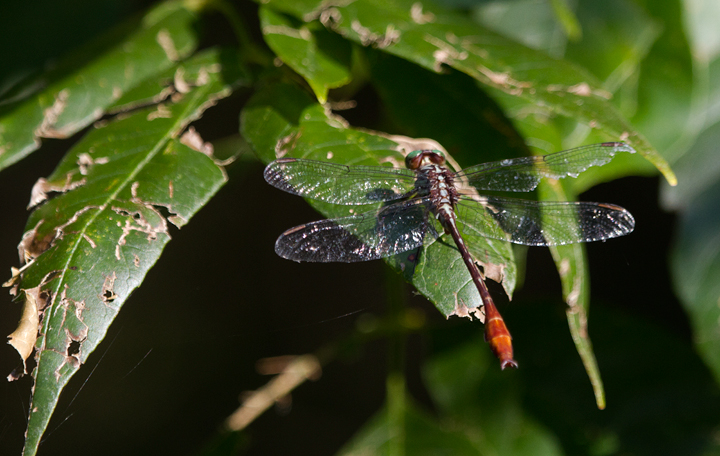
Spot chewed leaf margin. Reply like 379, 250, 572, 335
7, 47, 246, 456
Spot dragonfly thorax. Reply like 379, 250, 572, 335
419, 163, 459, 219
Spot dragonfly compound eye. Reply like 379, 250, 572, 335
405, 150, 424, 169
428, 150, 446, 165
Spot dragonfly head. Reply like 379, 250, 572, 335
405, 149, 446, 169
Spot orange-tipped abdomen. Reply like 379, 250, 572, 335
483, 301, 518, 369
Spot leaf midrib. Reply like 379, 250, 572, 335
34, 85, 211, 359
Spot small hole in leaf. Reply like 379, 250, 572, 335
37, 291, 52, 312
102, 289, 116, 302
153, 204, 172, 219
68, 340, 81, 357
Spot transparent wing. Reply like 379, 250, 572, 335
456, 195, 635, 246
275, 198, 441, 262
455, 142, 635, 192
264, 158, 417, 205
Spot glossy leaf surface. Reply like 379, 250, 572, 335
14, 48, 242, 455
259, 5, 352, 103
0, 2, 199, 172
262, 0, 675, 185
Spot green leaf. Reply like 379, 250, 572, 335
337, 400, 483, 455
662, 0, 720, 388
259, 5, 352, 103
14, 48, 242, 456
108, 47, 250, 113
672, 194, 720, 382
549, 0, 582, 41
367, 48, 527, 165
669, 121, 720, 384
423, 334, 564, 455
474, 0, 662, 130
338, 370, 560, 456
538, 179, 605, 409
473, 0, 571, 56
564, 0, 661, 93
664, 121, 720, 209
629, 0, 696, 163
241, 81, 515, 317
0, 1, 199, 173
470, 86, 630, 407
506, 299, 720, 455
262, 0, 676, 185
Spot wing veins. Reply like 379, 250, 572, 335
274, 197, 440, 262
456, 196, 635, 246
264, 158, 417, 205
455, 142, 635, 192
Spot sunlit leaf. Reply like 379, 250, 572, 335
13, 48, 244, 456
262, 0, 676, 185
259, 5, 352, 103
0, 2, 200, 172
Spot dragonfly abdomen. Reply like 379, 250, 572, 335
483, 301, 517, 369
420, 162, 518, 369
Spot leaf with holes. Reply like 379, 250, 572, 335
259, 5, 352, 103
261, 0, 675, 186
10, 48, 244, 456
0, 1, 199, 173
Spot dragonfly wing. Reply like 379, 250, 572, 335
264, 158, 417, 205
275, 198, 440, 262
455, 142, 635, 192
456, 196, 635, 246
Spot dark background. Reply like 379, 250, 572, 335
0, 1, 714, 455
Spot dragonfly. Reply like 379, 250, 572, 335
264, 142, 636, 369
